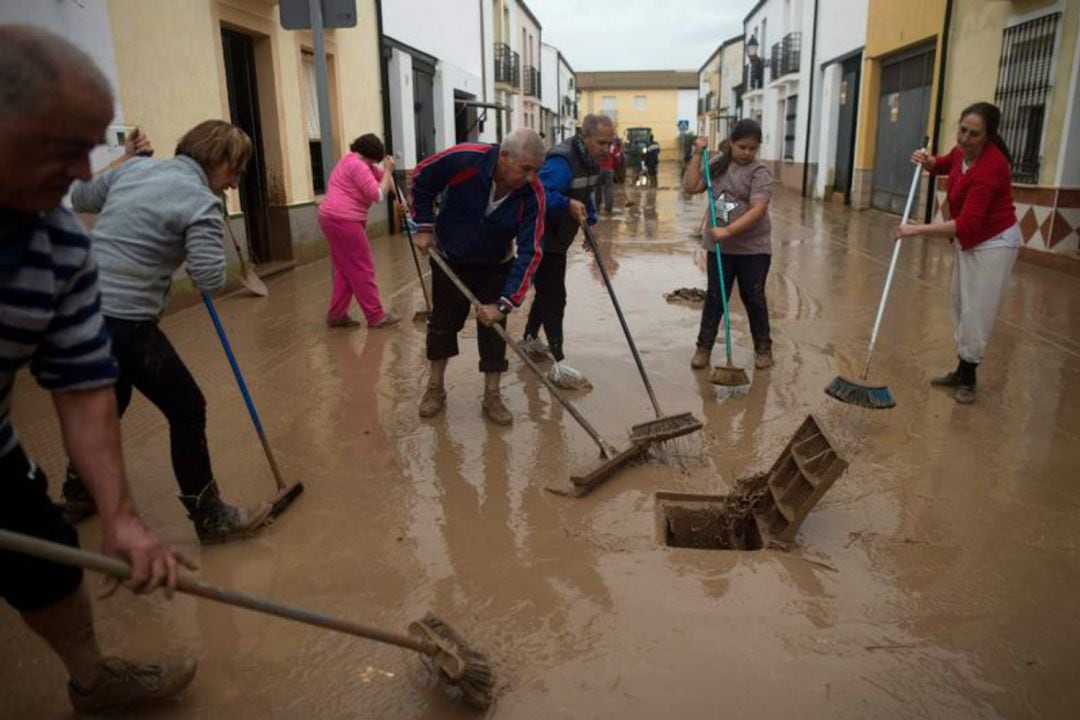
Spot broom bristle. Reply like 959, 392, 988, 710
412, 613, 494, 711
709, 365, 750, 387
629, 412, 702, 444
824, 375, 895, 409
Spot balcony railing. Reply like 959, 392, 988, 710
745, 57, 765, 91
494, 43, 520, 89
523, 65, 540, 97
770, 33, 802, 80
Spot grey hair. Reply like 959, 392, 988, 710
501, 128, 546, 162
582, 114, 614, 137
0, 24, 113, 120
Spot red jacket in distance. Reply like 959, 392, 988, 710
599, 140, 621, 171
932, 142, 1017, 251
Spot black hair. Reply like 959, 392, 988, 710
710, 118, 763, 177
350, 133, 385, 161
960, 102, 1012, 165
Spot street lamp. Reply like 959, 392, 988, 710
746, 33, 759, 59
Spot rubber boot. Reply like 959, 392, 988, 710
481, 392, 513, 426
955, 360, 977, 404
691, 346, 710, 369
61, 468, 96, 524
68, 656, 197, 715
753, 338, 774, 370
178, 481, 271, 545
931, 358, 965, 387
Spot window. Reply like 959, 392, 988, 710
634, 95, 647, 111
301, 52, 324, 194
994, 12, 1060, 184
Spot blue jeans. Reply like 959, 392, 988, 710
697, 252, 772, 350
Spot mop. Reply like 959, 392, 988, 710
0, 529, 493, 710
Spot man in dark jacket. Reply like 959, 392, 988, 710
410, 128, 547, 425
644, 134, 661, 187
521, 114, 614, 388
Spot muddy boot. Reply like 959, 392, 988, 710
754, 338, 774, 370
68, 656, 197, 715
179, 481, 271, 545
691, 345, 710, 370
418, 385, 447, 418
481, 392, 513, 426
61, 468, 96, 524
955, 360, 977, 404
931, 358, 964, 387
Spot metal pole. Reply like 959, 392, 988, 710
309, 0, 335, 190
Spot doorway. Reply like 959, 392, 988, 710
412, 61, 436, 163
221, 28, 272, 263
454, 91, 478, 143
833, 53, 861, 202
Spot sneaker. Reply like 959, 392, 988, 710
178, 481, 271, 545
548, 360, 592, 389
519, 335, 550, 359
68, 656, 197, 715
371, 313, 400, 328
327, 315, 361, 328
691, 346, 710, 370
955, 385, 976, 404
418, 386, 446, 418
481, 393, 513, 426
61, 468, 96, 524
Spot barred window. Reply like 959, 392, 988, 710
994, 13, 1060, 184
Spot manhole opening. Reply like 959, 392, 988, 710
658, 500, 765, 551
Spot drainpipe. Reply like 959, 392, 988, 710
801, 0, 819, 197
926, 0, 954, 222
479, 0, 488, 108
374, 0, 395, 225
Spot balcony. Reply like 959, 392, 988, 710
745, 57, 765, 91
494, 43, 520, 90
770, 33, 801, 80
523, 65, 540, 98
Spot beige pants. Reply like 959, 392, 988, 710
952, 244, 1018, 363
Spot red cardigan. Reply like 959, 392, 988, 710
932, 143, 1017, 250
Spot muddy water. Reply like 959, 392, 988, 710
3, 162, 1079, 718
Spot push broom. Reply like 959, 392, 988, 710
390, 173, 432, 322
202, 292, 303, 518
0, 529, 494, 710
825, 142, 926, 409
579, 221, 702, 445
702, 148, 750, 388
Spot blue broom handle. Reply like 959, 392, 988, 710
862, 156, 924, 379
702, 149, 735, 366
202, 292, 264, 433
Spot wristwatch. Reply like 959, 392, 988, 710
496, 298, 513, 314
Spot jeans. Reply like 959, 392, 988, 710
696, 252, 771, 350
523, 251, 568, 361
426, 258, 511, 373
105, 317, 214, 496
595, 169, 615, 212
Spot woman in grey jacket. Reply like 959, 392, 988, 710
64, 120, 270, 544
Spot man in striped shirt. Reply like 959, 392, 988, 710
0, 25, 196, 714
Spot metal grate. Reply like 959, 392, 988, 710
523, 65, 540, 97
494, 43, 521, 88
994, 13, 1059, 184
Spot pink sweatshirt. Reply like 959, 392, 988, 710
318, 153, 385, 223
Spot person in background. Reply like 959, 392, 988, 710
896, 102, 1019, 404
0, 24, 196, 715
318, 133, 400, 329
644, 133, 661, 187
65, 120, 271, 544
682, 119, 775, 372
595, 135, 618, 215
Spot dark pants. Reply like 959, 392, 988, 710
697, 252, 772, 350
523, 251, 568, 361
595, 169, 615, 212
427, 259, 511, 373
0, 445, 82, 612
105, 317, 213, 496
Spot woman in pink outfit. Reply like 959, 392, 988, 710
318, 133, 399, 328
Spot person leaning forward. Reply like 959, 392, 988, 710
409, 129, 547, 425
0, 24, 197, 715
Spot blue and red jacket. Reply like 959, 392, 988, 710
410, 143, 545, 309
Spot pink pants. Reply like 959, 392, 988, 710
318, 214, 386, 324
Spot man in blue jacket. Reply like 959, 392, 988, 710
521, 114, 614, 388
409, 128, 547, 425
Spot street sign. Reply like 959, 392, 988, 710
280, 0, 357, 29
677, 119, 690, 132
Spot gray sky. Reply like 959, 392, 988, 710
532, 0, 747, 72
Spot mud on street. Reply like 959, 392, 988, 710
2, 163, 1078, 718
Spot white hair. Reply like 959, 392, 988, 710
501, 128, 546, 162
0, 24, 113, 120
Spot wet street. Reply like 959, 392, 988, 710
3, 165, 1079, 719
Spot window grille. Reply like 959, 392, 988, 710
784, 95, 798, 160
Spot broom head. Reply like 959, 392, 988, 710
709, 364, 750, 387
408, 613, 494, 710
629, 412, 702, 444
268, 482, 304, 519
568, 443, 648, 496
825, 375, 895, 409
413, 309, 430, 323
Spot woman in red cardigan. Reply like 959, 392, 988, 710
895, 102, 1019, 404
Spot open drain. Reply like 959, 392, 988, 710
660, 498, 764, 550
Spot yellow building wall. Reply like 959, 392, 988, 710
580, 88, 682, 153
855, 0, 948, 170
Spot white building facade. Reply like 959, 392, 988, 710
540, 43, 577, 146
515, 0, 542, 135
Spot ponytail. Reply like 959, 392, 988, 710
961, 102, 1012, 166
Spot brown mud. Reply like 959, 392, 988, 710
3, 162, 1080, 718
